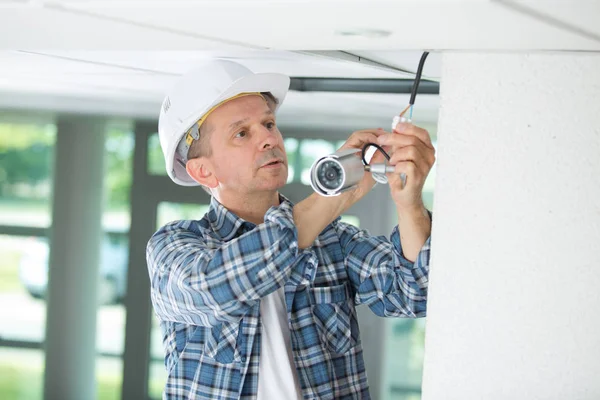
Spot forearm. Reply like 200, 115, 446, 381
293, 191, 353, 249
148, 206, 301, 326
397, 204, 431, 262
337, 221, 429, 318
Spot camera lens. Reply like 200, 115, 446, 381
317, 160, 343, 190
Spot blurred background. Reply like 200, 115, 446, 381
2, 1, 599, 400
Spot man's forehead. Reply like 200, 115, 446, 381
228, 108, 273, 130
208, 95, 271, 125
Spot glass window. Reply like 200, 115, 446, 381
95, 122, 135, 400
0, 120, 56, 400
103, 122, 134, 231
0, 234, 47, 343
147, 133, 166, 176
94, 231, 129, 398
384, 319, 426, 400
0, 348, 44, 400
96, 357, 123, 400
98, 122, 134, 312
0, 122, 56, 228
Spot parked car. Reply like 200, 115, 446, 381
18, 233, 129, 305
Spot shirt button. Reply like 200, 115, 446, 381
241, 356, 247, 362
306, 264, 314, 269
304, 274, 311, 280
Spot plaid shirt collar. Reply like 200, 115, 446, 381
207, 193, 294, 241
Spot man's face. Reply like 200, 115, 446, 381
204, 95, 288, 194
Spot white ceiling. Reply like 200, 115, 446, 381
0, 0, 598, 134
2, 0, 600, 50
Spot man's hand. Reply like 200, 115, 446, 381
376, 122, 436, 213
294, 129, 386, 248
336, 128, 387, 205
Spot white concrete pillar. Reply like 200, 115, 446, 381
422, 53, 600, 400
44, 115, 106, 400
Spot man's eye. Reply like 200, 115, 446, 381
235, 131, 247, 138
266, 122, 275, 129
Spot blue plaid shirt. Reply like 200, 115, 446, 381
147, 195, 431, 400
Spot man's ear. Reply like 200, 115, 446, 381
186, 158, 218, 188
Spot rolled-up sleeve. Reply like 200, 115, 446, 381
335, 219, 431, 318
146, 203, 300, 327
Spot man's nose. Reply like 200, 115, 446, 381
258, 126, 277, 149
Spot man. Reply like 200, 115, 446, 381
147, 60, 435, 400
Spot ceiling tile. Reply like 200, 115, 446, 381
36, 0, 600, 50
0, 5, 250, 49
502, 0, 600, 40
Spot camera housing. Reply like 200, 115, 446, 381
309, 149, 365, 196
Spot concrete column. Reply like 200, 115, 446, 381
422, 53, 600, 400
44, 115, 106, 400
121, 122, 155, 399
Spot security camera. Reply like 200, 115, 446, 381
309, 149, 365, 197
309, 147, 405, 197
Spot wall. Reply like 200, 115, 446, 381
422, 52, 600, 400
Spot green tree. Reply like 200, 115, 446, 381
103, 129, 134, 210
0, 123, 55, 199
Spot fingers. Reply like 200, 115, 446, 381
339, 129, 391, 160
377, 123, 436, 173
377, 132, 423, 148
339, 127, 434, 173
393, 123, 434, 149
342, 125, 432, 153
385, 139, 435, 193
339, 129, 384, 151
390, 150, 431, 182
388, 161, 419, 190
389, 144, 436, 171
349, 129, 387, 142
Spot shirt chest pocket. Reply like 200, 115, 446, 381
309, 282, 359, 354
204, 321, 243, 364
176, 321, 242, 365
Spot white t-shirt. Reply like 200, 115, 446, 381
256, 286, 303, 400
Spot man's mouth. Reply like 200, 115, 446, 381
261, 159, 283, 167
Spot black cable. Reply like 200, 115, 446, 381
409, 51, 430, 106
362, 51, 430, 167
362, 143, 390, 165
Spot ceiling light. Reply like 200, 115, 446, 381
335, 29, 392, 38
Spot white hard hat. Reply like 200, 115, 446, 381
158, 59, 290, 186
